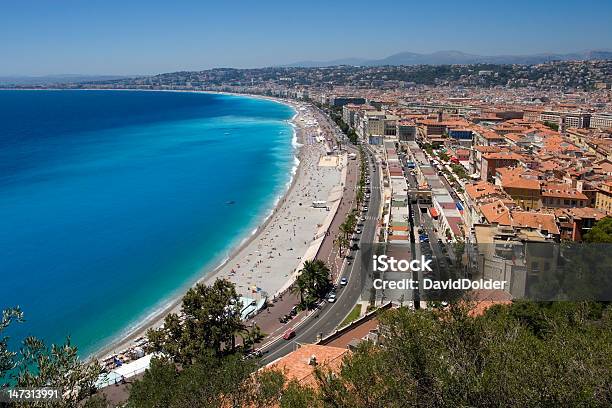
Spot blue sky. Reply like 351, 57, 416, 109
1, 0, 611, 76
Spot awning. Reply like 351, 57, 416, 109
429, 207, 439, 218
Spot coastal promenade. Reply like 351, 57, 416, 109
95, 101, 344, 361
243, 134, 358, 345
96, 101, 357, 406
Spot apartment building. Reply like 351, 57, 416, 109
539, 110, 591, 129
541, 182, 589, 208
471, 223, 558, 299
595, 181, 612, 213
590, 113, 612, 130
396, 121, 417, 141
481, 152, 524, 182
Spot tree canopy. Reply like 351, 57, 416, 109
292, 260, 332, 308
1, 307, 102, 408
146, 279, 246, 364
584, 216, 612, 243
127, 301, 611, 407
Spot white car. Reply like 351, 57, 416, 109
327, 293, 337, 303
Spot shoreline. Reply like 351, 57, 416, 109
92, 93, 338, 361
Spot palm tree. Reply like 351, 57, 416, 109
346, 211, 357, 229
298, 260, 332, 305
305, 259, 332, 299
356, 189, 364, 206
291, 272, 309, 305
339, 221, 352, 240
334, 234, 350, 257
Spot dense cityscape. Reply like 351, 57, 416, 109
2, 31, 612, 408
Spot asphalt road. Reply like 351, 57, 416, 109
260, 144, 381, 364
402, 145, 456, 300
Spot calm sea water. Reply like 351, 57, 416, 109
0, 90, 295, 356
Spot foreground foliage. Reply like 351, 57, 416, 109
291, 260, 332, 309
584, 216, 612, 243
127, 301, 611, 407
1, 307, 102, 408
146, 279, 248, 364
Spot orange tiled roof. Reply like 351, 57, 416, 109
479, 200, 512, 225
483, 152, 524, 161
474, 145, 502, 153
465, 181, 508, 201
564, 207, 609, 220
541, 183, 588, 200
511, 211, 560, 235
264, 344, 349, 388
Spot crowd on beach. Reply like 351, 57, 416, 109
97, 104, 344, 374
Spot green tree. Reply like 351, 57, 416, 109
1, 307, 102, 408
294, 260, 332, 308
584, 216, 612, 243
296, 302, 612, 407
1, 307, 23, 378
291, 272, 309, 304
339, 221, 353, 240
127, 353, 257, 408
334, 234, 350, 257
146, 279, 244, 363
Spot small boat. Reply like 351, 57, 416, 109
226, 200, 236, 205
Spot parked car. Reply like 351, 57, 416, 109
327, 293, 337, 303
340, 277, 348, 286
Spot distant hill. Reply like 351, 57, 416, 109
283, 50, 612, 67
0, 74, 129, 86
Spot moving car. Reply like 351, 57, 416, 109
283, 329, 296, 340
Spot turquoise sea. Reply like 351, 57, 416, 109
0, 90, 295, 356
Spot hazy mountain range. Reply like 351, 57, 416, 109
0, 74, 128, 86
284, 50, 612, 67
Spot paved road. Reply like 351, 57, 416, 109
260, 145, 381, 364
243, 108, 359, 345
401, 145, 455, 301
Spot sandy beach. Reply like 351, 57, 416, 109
94, 98, 345, 360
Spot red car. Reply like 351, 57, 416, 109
283, 329, 296, 340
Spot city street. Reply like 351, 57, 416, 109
260, 145, 381, 364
